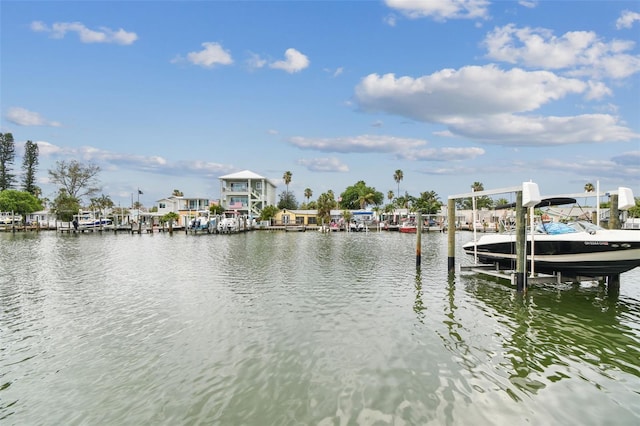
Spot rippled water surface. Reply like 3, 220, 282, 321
1, 231, 639, 425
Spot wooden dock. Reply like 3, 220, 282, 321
0, 224, 52, 232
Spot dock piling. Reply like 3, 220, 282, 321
515, 191, 527, 292
447, 199, 455, 274
416, 211, 422, 269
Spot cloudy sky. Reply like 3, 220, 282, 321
1, 0, 639, 206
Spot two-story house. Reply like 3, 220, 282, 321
156, 195, 211, 227
219, 170, 277, 218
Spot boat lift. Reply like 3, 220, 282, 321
447, 182, 541, 292
449, 183, 635, 292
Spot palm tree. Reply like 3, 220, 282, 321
357, 191, 376, 209
283, 171, 292, 197
393, 170, 403, 199
162, 212, 180, 234
304, 187, 312, 203
584, 182, 595, 192
317, 191, 337, 225
387, 190, 394, 204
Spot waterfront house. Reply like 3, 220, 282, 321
273, 209, 319, 228
272, 209, 375, 229
156, 195, 212, 227
219, 170, 277, 219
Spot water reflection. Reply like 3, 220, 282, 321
1, 232, 639, 424
463, 276, 640, 400
413, 271, 425, 322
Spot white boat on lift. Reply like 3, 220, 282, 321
463, 188, 640, 279
217, 210, 240, 233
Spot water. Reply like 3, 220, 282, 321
1, 230, 639, 425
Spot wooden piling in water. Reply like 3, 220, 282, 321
515, 191, 527, 292
609, 194, 620, 229
447, 198, 455, 273
416, 211, 422, 269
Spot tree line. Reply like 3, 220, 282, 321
269, 171, 640, 223
0, 132, 105, 222
2, 135, 638, 225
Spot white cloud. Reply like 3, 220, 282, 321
447, 113, 639, 146
385, 0, 490, 21
354, 66, 587, 121
397, 146, 485, 161
30, 20, 137, 45
33, 141, 64, 156
483, 24, 640, 79
585, 80, 612, 100
611, 150, 640, 167
36, 142, 236, 177
6, 107, 61, 127
297, 157, 349, 172
289, 134, 484, 162
246, 52, 267, 69
540, 157, 639, 181
383, 14, 397, 27
270, 48, 310, 73
616, 10, 640, 29
353, 65, 640, 147
289, 134, 426, 154
182, 42, 233, 68
518, 1, 537, 8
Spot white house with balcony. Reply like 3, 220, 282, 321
219, 170, 277, 218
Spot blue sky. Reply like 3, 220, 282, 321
2, 0, 639, 207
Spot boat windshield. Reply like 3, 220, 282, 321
567, 220, 604, 233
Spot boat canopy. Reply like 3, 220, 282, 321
495, 197, 577, 210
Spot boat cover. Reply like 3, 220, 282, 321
536, 222, 577, 235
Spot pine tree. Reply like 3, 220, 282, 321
22, 140, 40, 196
0, 132, 16, 191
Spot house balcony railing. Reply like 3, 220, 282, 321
222, 186, 250, 194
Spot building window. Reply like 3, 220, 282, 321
159, 203, 166, 209
255, 181, 262, 190
231, 183, 248, 192
307, 217, 317, 225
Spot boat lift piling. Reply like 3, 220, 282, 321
515, 191, 526, 292
609, 194, 620, 229
416, 211, 422, 270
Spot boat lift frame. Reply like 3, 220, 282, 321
447, 183, 541, 292
448, 183, 634, 292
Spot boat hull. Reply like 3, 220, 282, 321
399, 227, 416, 233
463, 231, 640, 277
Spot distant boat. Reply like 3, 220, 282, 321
189, 211, 216, 233
349, 221, 366, 232
0, 213, 22, 225
217, 211, 240, 233
399, 221, 417, 233
77, 217, 113, 230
